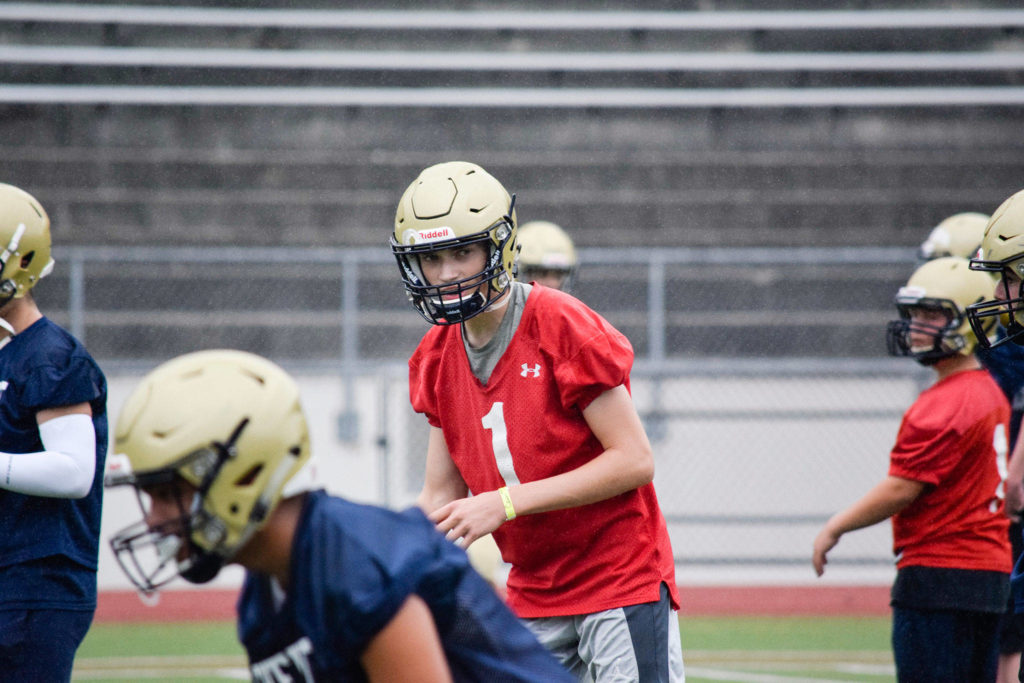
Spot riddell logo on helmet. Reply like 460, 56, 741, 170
406, 226, 456, 244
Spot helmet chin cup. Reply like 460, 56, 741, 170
430, 290, 486, 324
967, 296, 1024, 350
179, 547, 225, 585
1007, 320, 1024, 347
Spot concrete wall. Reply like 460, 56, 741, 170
97, 365, 915, 593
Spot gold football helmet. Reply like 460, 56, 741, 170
0, 183, 54, 307
887, 257, 996, 364
517, 220, 578, 291
106, 350, 310, 593
918, 212, 990, 261
391, 161, 517, 324
968, 189, 1024, 348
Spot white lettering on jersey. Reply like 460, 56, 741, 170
520, 363, 540, 378
0, 381, 8, 400
250, 636, 314, 682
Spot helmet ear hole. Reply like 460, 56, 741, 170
20, 251, 33, 268
234, 463, 263, 488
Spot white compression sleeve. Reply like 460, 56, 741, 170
0, 413, 96, 498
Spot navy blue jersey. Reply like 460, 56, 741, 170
0, 317, 107, 610
238, 490, 572, 682
978, 339, 1024, 445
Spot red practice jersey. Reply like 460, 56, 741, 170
889, 368, 1012, 572
410, 286, 679, 618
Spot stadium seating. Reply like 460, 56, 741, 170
1, 2, 1022, 360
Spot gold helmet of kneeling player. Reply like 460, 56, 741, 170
105, 350, 311, 594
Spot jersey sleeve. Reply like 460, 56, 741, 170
21, 357, 104, 411
553, 309, 634, 412
408, 331, 444, 428
889, 398, 964, 486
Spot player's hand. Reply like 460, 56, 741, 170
428, 490, 507, 549
811, 526, 840, 577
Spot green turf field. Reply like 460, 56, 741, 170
73, 615, 894, 682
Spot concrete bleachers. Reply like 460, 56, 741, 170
2, 3, 1023, 360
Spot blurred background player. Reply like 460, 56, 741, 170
919, 210, 1024, 682
516, 219, 578, 291
392, 161, 684, 682
105, 349, 571, 683
918, 211, 991, 262
813, 256, 1012, 682
0, 183, 108, 681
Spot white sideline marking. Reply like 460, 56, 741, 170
687, 668, 867, 682
72, 655, 248, 680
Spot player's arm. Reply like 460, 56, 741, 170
812, 475, 924, 576
0, 402, 96, 498
431, 384, 654, 545
510, 383, 654, 513
417, 426, 469, 515
1004, 430, 1024, 521
360, 594, 453, 683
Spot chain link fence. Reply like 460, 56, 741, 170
79, 245, 923, 588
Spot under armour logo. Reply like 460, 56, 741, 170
520, 363, 541, 378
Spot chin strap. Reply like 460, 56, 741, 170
0, 223, 25, 273
0, 317, 14, 351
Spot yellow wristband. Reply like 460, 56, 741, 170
498, 486, 516, 521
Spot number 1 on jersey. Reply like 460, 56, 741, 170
482, 402, 521, 486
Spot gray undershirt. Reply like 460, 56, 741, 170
464, 281, 532, 384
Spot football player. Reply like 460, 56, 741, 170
967, 189, 1024, 682
0, 183, 108, 681
105, 349, 572, 682
392, 161, 684, 682
919, 207, 1024, 683
814, 256, 1012, 682
516, 219, 578, 291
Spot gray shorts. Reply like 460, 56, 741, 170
521, 583, 685, 683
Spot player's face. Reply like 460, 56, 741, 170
418, 242, 489, 298
140, 479, 196, 561
522, 267, 569, 290
907, 307, 950, 352
997, 269, 1023, 302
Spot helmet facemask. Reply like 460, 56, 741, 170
968, 257, 1024, 349
887, 298, 967, 365
107, 418, 257, 594
392, 196, 516, 325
